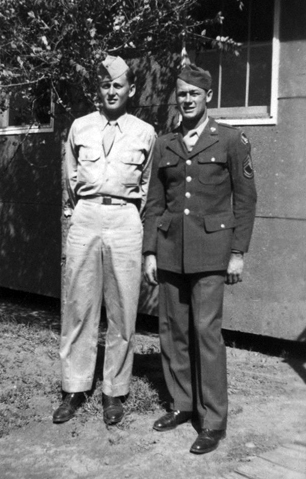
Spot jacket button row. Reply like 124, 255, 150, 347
184, 209, 190, 215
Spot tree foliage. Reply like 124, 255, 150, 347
0, 0, 244, 118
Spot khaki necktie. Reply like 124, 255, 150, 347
184, 130, 198, 152
103, 122, 117, 156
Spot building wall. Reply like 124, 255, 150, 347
221, 0, 306, 341
0, 128, 63, 298
0, 0, 305, 340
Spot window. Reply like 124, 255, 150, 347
194, 0, 280, 125
0, 82, 54, 135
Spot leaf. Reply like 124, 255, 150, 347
41, 36, 48, 46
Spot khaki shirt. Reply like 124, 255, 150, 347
65, 111, 156, 214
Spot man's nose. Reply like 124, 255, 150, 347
185, 93, 192, 102
108, 85, 115, 95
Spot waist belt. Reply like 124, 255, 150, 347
82, 195, 138, 207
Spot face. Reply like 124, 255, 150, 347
176, 78, 213, 126
98, 73, 135, 119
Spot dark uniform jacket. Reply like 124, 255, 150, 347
143, 118, 257, 274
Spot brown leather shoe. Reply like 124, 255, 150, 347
53, 392, 85, 423
153, 410, 192, 431
190, 429, 226, 454
102, 394, 124, 425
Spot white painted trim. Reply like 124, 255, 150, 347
0, 91, 55, 135
209, 0, 280, 127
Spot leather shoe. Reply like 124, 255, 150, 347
153, 410, 192, 431
53, 392, 85, 423
102, 394, 124, 425
190, 429, 226, 454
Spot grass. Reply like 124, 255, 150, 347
0, 302, 162, 438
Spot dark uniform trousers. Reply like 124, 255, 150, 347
158, 269, 228, 430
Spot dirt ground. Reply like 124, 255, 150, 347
0, 290, 306, 479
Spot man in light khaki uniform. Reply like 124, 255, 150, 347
53, 56, 156, 425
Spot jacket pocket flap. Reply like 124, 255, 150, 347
204, 213, 235, 232
198, 155, 227, 164
159, 156, 180, 168
157, 213, 172, 232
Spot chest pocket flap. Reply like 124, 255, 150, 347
198, 154, 227, 165
159, 154, 180, 169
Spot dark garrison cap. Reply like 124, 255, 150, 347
177, 64, 212, 90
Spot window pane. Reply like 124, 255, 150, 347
221, 48, 247, 107
249, 44, 273, 106
7, 84, 51, 127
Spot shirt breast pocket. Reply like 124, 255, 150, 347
197, 154, 228, 185
78, 148, 102, 184
121, 156, 145, 186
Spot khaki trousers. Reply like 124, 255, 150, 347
60, 199, 143, 396
158, 269, 228, 430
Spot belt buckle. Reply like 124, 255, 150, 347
102, 196, 112, 205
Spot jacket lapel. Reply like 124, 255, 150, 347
188, 118, 219, 158
166, 129, 187, 159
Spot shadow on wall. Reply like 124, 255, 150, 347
284, 327, 306, 385
128, 53, 181, 134
0, 127, 64, 298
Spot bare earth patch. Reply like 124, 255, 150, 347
0, 292, 306, 479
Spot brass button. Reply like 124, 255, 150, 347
185, 192, 191, 198
184, 209, 190, 215
221, 224, 225, 228
186, 159, 192, 165
186, 176, 192, 182
211, 157, 216, 162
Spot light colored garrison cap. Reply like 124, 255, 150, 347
98, 55, 129, 81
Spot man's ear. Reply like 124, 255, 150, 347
128, 84, 136, 98
206, 89, 213, 104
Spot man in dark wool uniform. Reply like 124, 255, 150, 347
143, 64, 257, 454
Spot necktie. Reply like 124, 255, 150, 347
103, 122, 117, 156
184, 130, 198, 152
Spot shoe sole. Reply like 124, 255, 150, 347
153, 424, 177, 432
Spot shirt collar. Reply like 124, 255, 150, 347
99, 111, 127, 133
182, 115, 209, 138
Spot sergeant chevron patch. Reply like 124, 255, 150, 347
243, 155, 254, 179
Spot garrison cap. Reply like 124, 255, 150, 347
177, 64, 212, 90
98, 55, 129, 81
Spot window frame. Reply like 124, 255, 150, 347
208, 0, 280, 126
0, 88, 54, 136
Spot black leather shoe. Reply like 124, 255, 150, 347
102, 394, 124, 425
153, 410, 192, 431
190, 429, 226, 454
53, 392, 85, 424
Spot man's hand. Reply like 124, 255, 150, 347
144, 254, 158, 286
225, 253, 244, 285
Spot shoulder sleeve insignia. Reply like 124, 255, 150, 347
241, 132, 249, 145
243, 155, 254, 179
